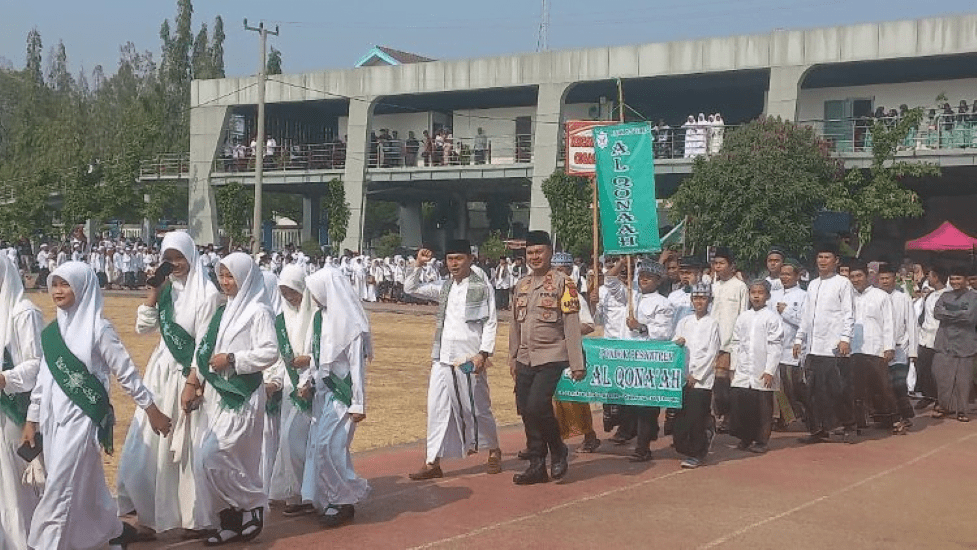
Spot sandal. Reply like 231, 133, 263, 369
957, 413, 970, 423
204, 509, 244, 547
932, 410, 947, 419
239, 507, 264, 543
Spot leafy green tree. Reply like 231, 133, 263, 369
485, 196, 512, 236
323, 178, 350, 247
363, 199, 398, 242
47, 40, 73, 92
541, 171, 594, 257
25, 28, 43, 85
210, 16, 226, 78
191, 23, 210, 79
375, 231, 402, 257
827, 108, 937, 256
215, 181, 253, 248
267, 47, 282, 75
479, 231, 507, 261
671, 117, 846, 271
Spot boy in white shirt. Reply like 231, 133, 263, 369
710, 247, 749, 434
848, 259, 898, 432
672, 283, 720, 468
730, 279, 783, 454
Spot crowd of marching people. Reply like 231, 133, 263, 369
1, 225, 975, 549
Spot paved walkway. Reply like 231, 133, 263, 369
143, 408, 977, 550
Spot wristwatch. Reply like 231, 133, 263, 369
227, 353, 236, 367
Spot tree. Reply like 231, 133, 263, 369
828, 108, 937, 256
363, 199, 398, 242
25, 28, 43, 85
541, 171, 594, 257
47, 40, 73, 92
485, 196, 512, 235
267, 47, 282, 75
479, 231, 507, 261
215, 181, 253, 248
210, 16, 226, 78
323, 178, 350, 247
671, 117, 846, 271
191, 23, 210, 79
375, 231, 402, 257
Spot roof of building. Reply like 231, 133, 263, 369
355, 45, 435, 68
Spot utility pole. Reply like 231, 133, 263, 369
244, 19, 279, 254
537, 0, 550, 52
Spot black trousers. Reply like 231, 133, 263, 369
915, 346, 938, 400
713, 352, 732, 421
804, 355, 846, 434
673, 387, 713, 459
853, 353, 899, 426
730, 387, 773, 446
779, 363, 809, 421
889, 363, 915, 421
515, 362, 566, 461
623, 405, 660, 452
495, 287, 510, 310
835, 355, 856, 430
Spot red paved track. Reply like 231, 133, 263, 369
143, 407, 977, 550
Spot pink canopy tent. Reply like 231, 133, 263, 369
905, 221, 977, 251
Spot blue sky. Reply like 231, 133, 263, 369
2, 0, 975, 78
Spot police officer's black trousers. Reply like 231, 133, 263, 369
515, 362, 567, 460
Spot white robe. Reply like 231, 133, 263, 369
301, 335, 370, 508
28, 325, 154, 550
0, 307, 43, 550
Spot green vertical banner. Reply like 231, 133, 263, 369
593, 122, 660, 255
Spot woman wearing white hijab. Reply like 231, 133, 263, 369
300, 266, 371, 529
712, 113, 726, 154
116, 231, 222, 537
24, 262, 171, 550
695, 113, 708, 157
260, 270, 286, 502
0, 255, 43, 550
182, 252, 278, 546
682, 115, 697, 159
269, 264, 317, 516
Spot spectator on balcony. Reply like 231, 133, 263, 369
406, 131, 420, 167
434, 130, 445, 165
390, 131, 405, 167
474, 128, 488, 165
232, 141, 247, 172
422, 130, 433, 166
653, 119, 672, 159
444, 127, 455, 165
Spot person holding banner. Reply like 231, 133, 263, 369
551, 251, 601, 454
23, 262, 173, 549
116, 230, 223, 538
405, 240, 502, 480
671, 282, 720, 469
729, 279, 784, 454
509, 231, 584, 485
597, 256, 637, 443
622, 259, 675, 462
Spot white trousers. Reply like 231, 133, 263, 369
425, 362, 499, 464
301, 389, 369, 508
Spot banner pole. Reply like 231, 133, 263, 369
591, 175, 599, 295
617, 78, 625, 123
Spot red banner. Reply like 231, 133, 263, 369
565, 120, 617, 176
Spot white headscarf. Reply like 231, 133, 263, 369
49, 261, 106, 367
160, 231, 221, 334
306, 266, 370, 364
216, 252, 270, 351
262, 270, 284, 315
0, 255, 37, 356
278, 264, 315, 355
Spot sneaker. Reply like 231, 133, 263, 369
680, 458, 701, 469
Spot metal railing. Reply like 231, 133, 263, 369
804, 113, 977, 154
139, 153, 190, 178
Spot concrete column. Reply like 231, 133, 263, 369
529, 82, 572, 232
398, 202, 423, 249
341, 96, 376, 253
188, 105, 229, 245
455, 194, 469, 240
765, 65, 810, 121
301, 193, 322, 243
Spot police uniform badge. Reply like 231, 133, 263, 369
561, 279, 581, 314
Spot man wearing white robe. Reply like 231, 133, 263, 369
405, 240, 502, 479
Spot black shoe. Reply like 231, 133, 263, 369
319, 505, 354, 529
628, 449, 653, 463
109, 523, 138, 549
798, 432, 828, 444
550, 445, 569, 480
610, 429, 635, 445
513, 461, 549, 485
736, 440, 751, 451
579, 437, 601, 453
747, 443, 769, 454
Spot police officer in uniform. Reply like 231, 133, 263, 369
509, 231, 585, 485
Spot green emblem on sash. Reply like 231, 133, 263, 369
158, 284, 196, 376
41, 323, 115, 454
0, 348, 29, 427
275, 313, 312, 414
312, 310, 353, 408
195, 306, 263, 411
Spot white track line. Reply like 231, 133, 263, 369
698, 432, 977, 548
409, 469, 689, 549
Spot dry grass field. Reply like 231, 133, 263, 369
25, 292, 521, 491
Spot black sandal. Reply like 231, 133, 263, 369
204, 508, 244, 547
957, 413, 970, 423
109, 522, 138, 549
239, 507, 264, 542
